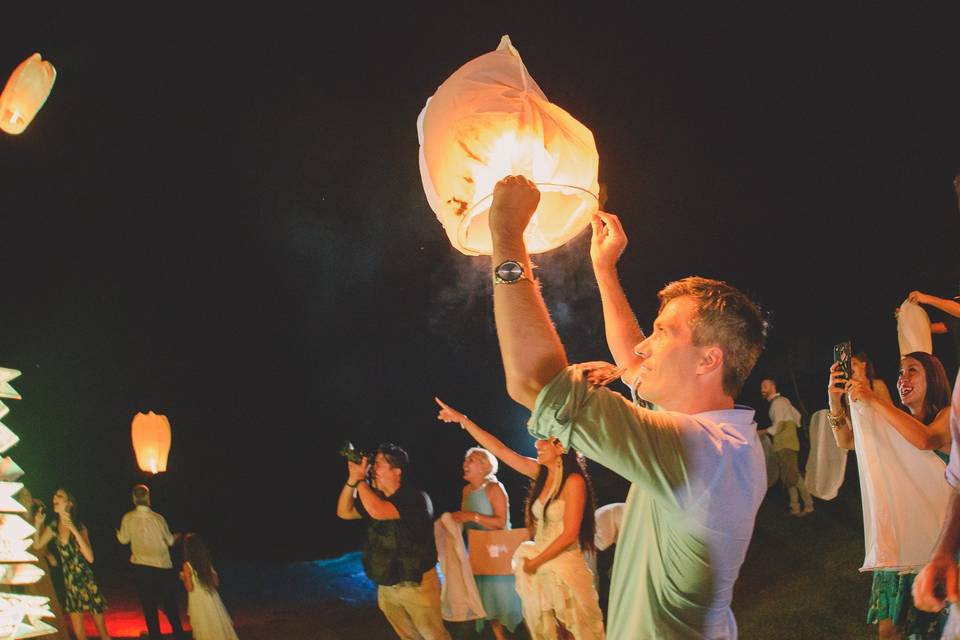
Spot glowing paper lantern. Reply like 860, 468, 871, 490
0, 54, 56, 136
418, 35, 600, 256
131, 411, 171, 474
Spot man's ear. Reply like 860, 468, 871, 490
697, 346, 724, 376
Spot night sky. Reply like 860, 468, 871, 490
1, 4, 959, 562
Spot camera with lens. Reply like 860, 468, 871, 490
338, 441, 370, 465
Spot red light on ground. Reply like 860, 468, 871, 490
79, 606, 190, 638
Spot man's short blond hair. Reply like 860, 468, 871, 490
658, 276, 768, 398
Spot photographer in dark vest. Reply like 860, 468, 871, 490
336, 443, 450, 640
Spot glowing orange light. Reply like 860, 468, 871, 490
131, 412, 171, 474
418, 36, 600, 256
0, 53, 56, 135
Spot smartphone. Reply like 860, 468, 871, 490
833, 341, 852, 382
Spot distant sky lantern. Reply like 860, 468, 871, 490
418, 35, 600, 256
131, 411, 171, 474
0, 53, 56, 135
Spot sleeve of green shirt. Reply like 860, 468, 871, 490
528, 364, 691, 506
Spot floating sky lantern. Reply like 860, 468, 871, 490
131, 411, 171, 474
0, 53, 56, 136
418, 35, 600, 256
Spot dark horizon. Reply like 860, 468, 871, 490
1, 4, 958, 563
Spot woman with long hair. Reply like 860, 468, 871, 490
19, 488, 70, 640
180, 533, 239, 640
829, 351, 953, 639
831, 351, 950, 455
49, 488, 110, 640
436, 398, 604, 640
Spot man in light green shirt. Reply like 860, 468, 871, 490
483, 176, 768, 638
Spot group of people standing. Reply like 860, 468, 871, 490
338, 175, 770, 639
21, 483, 238, 640
337, 175, 960, 639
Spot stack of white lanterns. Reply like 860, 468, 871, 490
0, 367, 56, 638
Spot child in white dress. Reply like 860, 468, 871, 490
180, 533, 239, 640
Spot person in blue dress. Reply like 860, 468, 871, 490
451, 443, 523, 639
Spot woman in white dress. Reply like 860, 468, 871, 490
829, 351, 953, 639
180, 533, 239, 640
436, 398, 604, 639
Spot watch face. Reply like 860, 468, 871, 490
497, 261, 524, 282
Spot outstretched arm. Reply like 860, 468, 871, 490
848, 380, 951, 451
590, 212, 645, 386
435, 398, 539, 479
910, 291, 960, 319
488, 176, 568, 409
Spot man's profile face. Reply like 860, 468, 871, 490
760, 380, 776, 400
372, 453, 400, 488
633, 296, 704, 409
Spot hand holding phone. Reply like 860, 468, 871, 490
833, 341, 852, 382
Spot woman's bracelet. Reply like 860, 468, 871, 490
828, 411, 847, 429
346, 479, 361, 489
459, 416, 468, 430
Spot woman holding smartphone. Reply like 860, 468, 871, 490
828, 351, 952, 639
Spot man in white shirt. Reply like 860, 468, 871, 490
116, 484, 187, 640
759, 378, 814, 516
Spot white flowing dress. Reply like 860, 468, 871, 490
186, 563, 239, 640
512, 497, 604, 639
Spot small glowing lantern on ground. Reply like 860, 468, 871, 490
131, 412, 171, 474
0, 53, 56, 136
418, 35, 600, 256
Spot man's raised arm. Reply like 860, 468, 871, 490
590, 212, 645, 386
489, 176, 568, 409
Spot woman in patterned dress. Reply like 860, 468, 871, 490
51, 488, 111, 640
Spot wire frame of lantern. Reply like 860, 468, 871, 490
0, 53, 56, 136
130, 412, 171, 475
418, 36, 600, 256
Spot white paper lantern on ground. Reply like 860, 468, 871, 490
0, 54, 56, 135
418, 35, 600, 256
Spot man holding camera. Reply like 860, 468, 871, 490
336, 443, 449, 640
